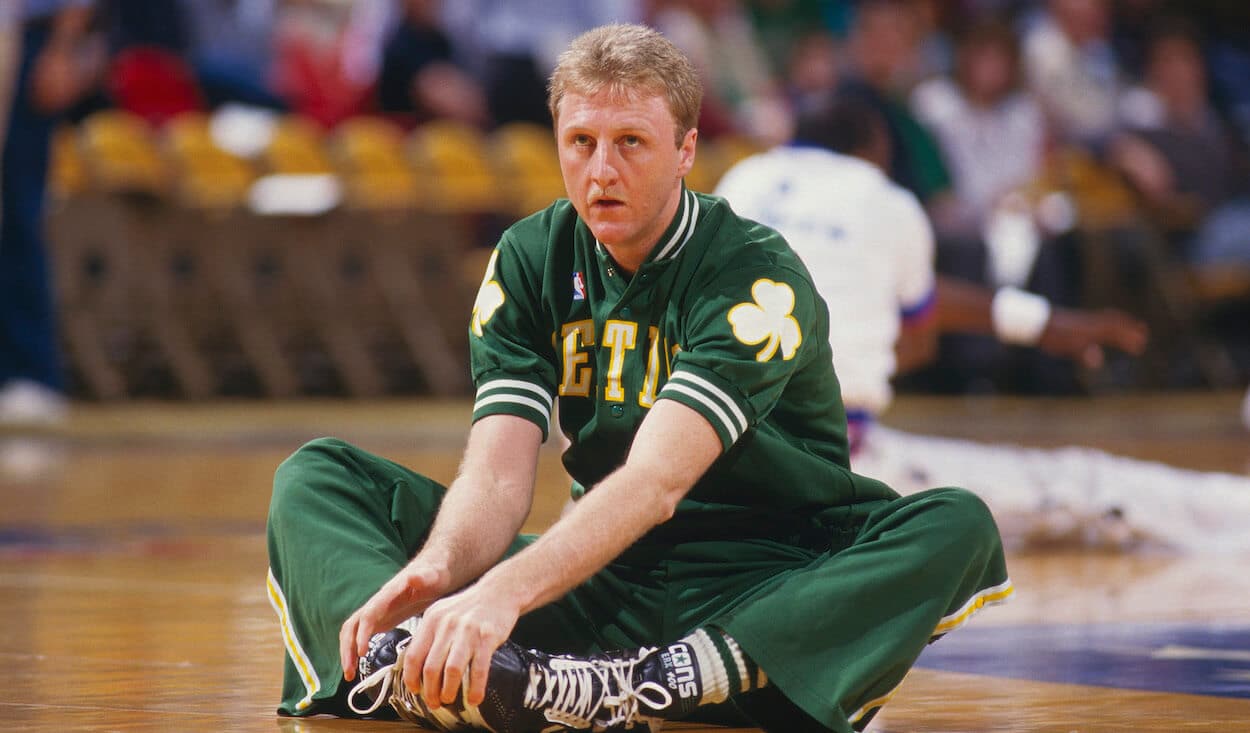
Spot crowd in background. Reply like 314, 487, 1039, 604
4, 0, 1250, 412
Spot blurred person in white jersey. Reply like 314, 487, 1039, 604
715, 94, 1250, 553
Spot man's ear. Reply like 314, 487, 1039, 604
677, 127, 698, 178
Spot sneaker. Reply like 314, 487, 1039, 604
348, 619, 468, 729
348, 620, 705, 732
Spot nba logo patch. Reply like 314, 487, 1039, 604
572, 272, 586, 301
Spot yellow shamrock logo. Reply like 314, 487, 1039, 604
471, 249, 505, 336
727, 279, 802, 361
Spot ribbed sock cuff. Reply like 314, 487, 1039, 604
681, 627, 770, 707
682, 628, 731, 705
722, 633, 768, 692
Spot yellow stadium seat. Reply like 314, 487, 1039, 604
162, 112, 256, 208
49, 125, 89, 198
78, 109, 167, 194
264, 115, 335, 175
688, 134, 764, 193
491, 121, 565, 215
1037, 147, 1137, 230
408, 120, 498, 213
685, 140, 728, 194
330, 117, 421, 210
716, 133, 765, 167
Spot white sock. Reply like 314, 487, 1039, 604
678, 627, 767, 705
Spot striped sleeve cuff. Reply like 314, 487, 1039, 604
657, 368, 751, 450
472, 377, 555, 439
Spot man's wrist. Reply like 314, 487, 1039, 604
476, 562, 539, 615
407, 550, 453, 589
991, 286, 1051, 345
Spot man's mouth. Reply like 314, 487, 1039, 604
591, 197, 624, 210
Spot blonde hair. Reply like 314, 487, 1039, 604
548, 24, 702, 147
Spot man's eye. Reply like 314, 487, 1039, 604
573, 134, 592, 146
622, 135, 641, 147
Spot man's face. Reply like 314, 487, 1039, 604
853, 4, 918, 88
556, 88, 696, 257
960, 43, 1014, 102
1148, 38, 1206, 111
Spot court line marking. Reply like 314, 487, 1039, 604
1152, 645, 1250, 662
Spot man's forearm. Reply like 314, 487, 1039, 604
473, 399, 721, 616
415, 471, 534, 592
475, 463, 676, 615
411, 415, 543, 592
934, 276, 994, 333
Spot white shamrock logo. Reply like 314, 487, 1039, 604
471, 249, 505, 336
727, 279, 802, 361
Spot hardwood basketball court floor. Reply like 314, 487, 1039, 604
2, 392, 1248, 732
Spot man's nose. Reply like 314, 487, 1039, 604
589, 143, 620, 186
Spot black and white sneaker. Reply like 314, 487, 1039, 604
348, 618, 470, 729
347, 618, 706, 732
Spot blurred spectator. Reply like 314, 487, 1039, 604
442, 0, 641, 127
1201, 5, 1250, 149
377, 0, 487, 128
1107, 0, 1170, 79
1110, 20, 1250, 266
651, 0, 791, 145
82, 0, 202, 126
102, 0, 190, 52
784, 30, 841, 107
843, 0, 929, 92
836, 0, 953, 205
1, 4, 20, 146
1021, 0, 1122, 148
910, 0, 955, 80
1, 0, 105, 423
909, 16, 1075, 393
744, 0, 853, 78
911, 19, 1046, 243
271, 0, 395, 128
179, 0, 287, 111
106, 48, 202, 125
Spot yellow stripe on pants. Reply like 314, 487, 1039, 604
266, 567, 322, 711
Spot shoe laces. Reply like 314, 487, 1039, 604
347, 636, 406, 716
523, 648, 673, 730
346, 637, 465, 730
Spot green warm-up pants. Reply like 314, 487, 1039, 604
267, 438, 1012, 732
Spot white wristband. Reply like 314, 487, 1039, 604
991, 286, 1051, 345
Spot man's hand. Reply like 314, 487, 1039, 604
340, 561, 451, 682
339, 414, 542, 688
367, 400, 718, 710
399, 577, 521, 709
1039, 307, 1149, 369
